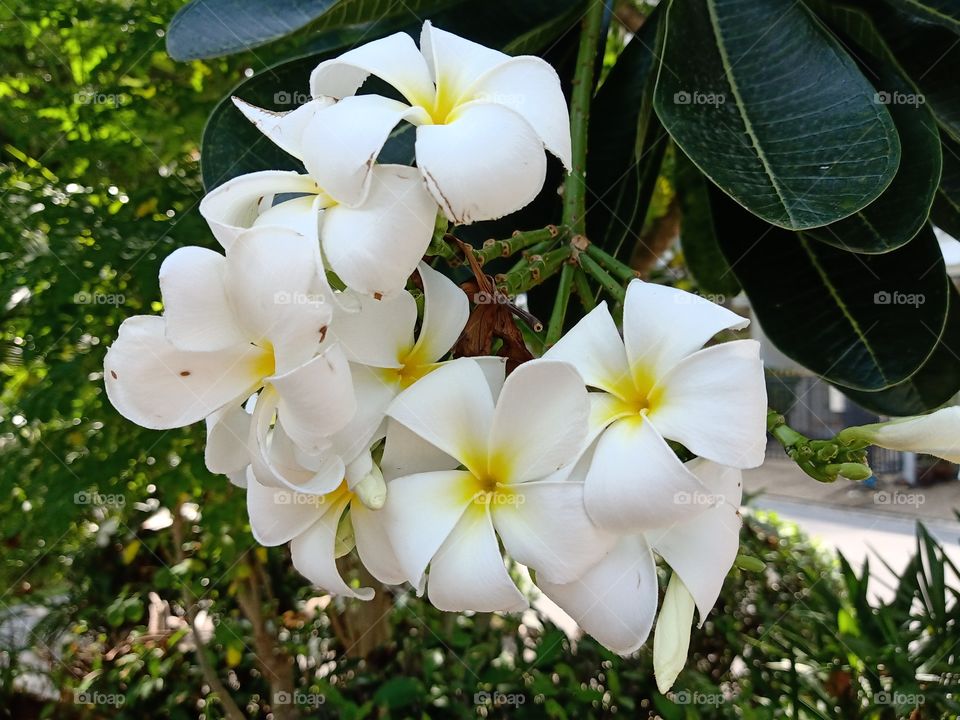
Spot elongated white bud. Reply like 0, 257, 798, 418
654, 573, 696, 695
838, 406, 960, 462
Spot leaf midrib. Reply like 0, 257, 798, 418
705, 0, 798, 227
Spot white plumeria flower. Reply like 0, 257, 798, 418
104, 227, 356, 457
244, 467, 405, 600
381, 357, 613, 612
837, 405, 960, 461
199, 98, 438, 298
330, 260, 506, 423
545, 278, 766, 533
305, 21, 571, 224
538, 459, 742, 656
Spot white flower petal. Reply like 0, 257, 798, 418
159, 246, 247, 352
537, 534, 658, 656
205, 402, 252, 475
104, 316, 264, 430
653, 573, 696, 694
848, 406, 960, 461
427, 503, 528, 612
321, 164, 438, 297
489, 359, 589, 483
246, 473, 329, 547
291, 498, 374, 600
248, 388, 345, 495
271, 344, 356, 452
543, 303, 631, 397
352, 502, 407, 586
493, 480, 614, 584
649, 459, 743, 623
380, 417, 459, 481
386, 358, 495, 474
310, 30, 435, 105
233, 96, 334, 162
225, 225, 331, 372
408, 261, 468, 364
472, 355, 508, 398
420, 21, 509, 103
329, 290, 416, 368
650, 341, 767, 469
325, 364, 398, 464
199, 171, 322, 248
302, 95, 429, 207
585, 416, 709, 533
415, 102, 547, 224
469, 57, 571, 170
382, 469, 475, 588
622, 279, 749, 384
253, 194, 323, 240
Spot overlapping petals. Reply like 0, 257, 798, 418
307, 21, 571, 223
546, 278, 766, 533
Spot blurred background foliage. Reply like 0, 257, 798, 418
1, 1, 959, 718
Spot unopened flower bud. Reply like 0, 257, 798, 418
654, 574, 695, 695
837, 407, 960, 462
353, 464, 387, 510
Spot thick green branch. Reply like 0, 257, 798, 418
545, 263, 575, 346
562, 0, 606, 234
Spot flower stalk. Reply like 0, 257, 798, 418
767, 409, 873, 483
580, 252, 626, 303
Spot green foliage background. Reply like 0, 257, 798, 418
1, 1, 959, 718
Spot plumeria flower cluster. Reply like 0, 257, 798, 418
103, 22, 769, 681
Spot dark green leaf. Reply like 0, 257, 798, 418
715, 189, 951, 391
886, 0, 960, 35
675, 149, 741, 297
166, 0, 458, 61
866, 1, 960, 143
932, 135, 960, 236
655, 0, 900, 230
804, 31, 941, 252
501, 2, 582, 55
840, 285, 960, 414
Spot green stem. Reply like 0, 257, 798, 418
545, 263, 575, 346
562, 0, 606, 234
475, 225, 565, 266
581, 252, 625, 303
573, 267, 596, 312
584, 242, 638, 284
497, 246, 574, 296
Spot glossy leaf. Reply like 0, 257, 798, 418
932, 136, 960, 237
804, 27, 941, 252
675, 149, 741, 297
167, 0, 458, 60
866, 1, 960, 143
714, 189, 951, 391
886, 0, 960, 35
654, 0, 900, 230
841, 286, 960, 415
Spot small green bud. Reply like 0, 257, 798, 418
734, 554, 766, 572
